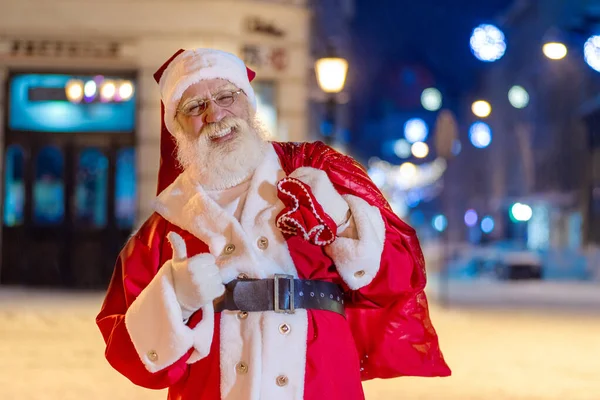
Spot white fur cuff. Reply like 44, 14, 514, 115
186, 303, 215, 364
325, 195, 385, 290
124, 261, 213, 372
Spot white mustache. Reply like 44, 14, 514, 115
201, 118, 241, 138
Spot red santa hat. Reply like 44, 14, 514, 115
153, 48, 257, 194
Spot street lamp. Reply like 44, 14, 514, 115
432, 109, 459, 308
315, 57, 348, 94
315, 48, 348, 144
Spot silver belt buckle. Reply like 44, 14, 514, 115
273, 274, 295, 314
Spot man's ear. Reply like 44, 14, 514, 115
246, 104, 257, 122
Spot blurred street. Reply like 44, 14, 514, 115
0, 288, 598, 400
426, 275, 600, 311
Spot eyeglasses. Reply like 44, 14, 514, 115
177, 89, 244, 117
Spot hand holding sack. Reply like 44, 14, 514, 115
275, 167, 350, 246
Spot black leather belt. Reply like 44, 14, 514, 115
213, 274, 345, 317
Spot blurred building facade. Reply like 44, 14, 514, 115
447, 0, 600, 254
0, 0, 311, 288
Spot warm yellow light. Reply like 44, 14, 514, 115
399, 162, 417, 178
472, 100, 492, 118
543, 42, 567, 60
100, 81, 116, 101
411, 142, 430, 158
118, 81, 134, 100
315, 57, 348, 93
65, 79, 84, 103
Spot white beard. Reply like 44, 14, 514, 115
174, 116, 269, 190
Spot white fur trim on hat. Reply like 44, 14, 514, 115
158, 48, 257, 136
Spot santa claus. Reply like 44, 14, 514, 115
96, 48, 450, 400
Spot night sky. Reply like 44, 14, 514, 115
348, 0, 514, 161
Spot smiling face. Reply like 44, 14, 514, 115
173, 78, 268, 190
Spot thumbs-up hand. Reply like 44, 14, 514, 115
167, 232, 225, 313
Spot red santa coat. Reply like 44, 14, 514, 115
96, 141, 450, 400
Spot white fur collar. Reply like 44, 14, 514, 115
153, 145, 286, 257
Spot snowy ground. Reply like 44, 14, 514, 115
0, 288, 599, 400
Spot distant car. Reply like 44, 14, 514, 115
445, 248, 543, 281
492, 251, 543, 280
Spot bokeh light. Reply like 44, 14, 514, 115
421, 88, 442, 111
543, 42, 567, 60
411, 142, 429, 158
404, 118, 429, 143
472, 100, 492, 118
481, 216, 495, 233
508, 85, 529, 109
469, 122, 492, 148
470, 24, 506, 62
511, 203, 533, 222
393, 139, 412, 158
464, 209, 478, 227
432, 214, 448, 232
584, 35, 600, 72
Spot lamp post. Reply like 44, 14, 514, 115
433, 109, 458, 308
315, 48, 348, 145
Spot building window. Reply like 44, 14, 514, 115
3, 145, 25, 227
115, 147, 136, 228
74, 148, 108, 228
34, 146, 64, 225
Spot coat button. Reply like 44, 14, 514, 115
278, 323, 291, 335
237, 311, 248, 320
276, 375, 288, 386
224, 244, 236, 255
354, 270, 366, 278
257, 236, 269, 250
236, 362, 248, 374
147, 350, 158, 362
238, 273, 249, 280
